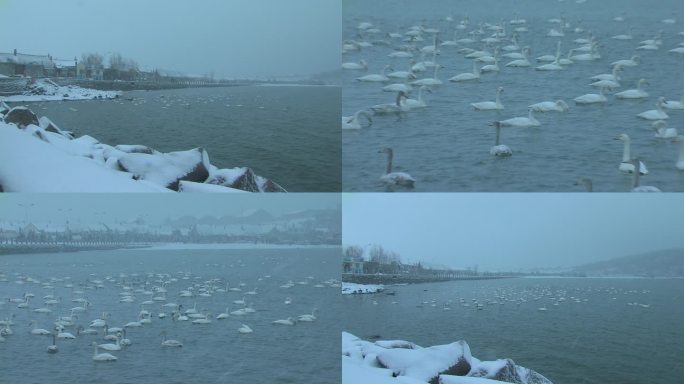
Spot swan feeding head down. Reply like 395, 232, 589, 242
378, 147, 415, 188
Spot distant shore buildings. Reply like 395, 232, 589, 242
0, 49, 101, 79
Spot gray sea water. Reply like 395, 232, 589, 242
341, 277, 684, 384
0, 247, 341, 384
343, 0, 684, 191
15, 85, 341, 192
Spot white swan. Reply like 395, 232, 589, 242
342, 110, 372, 130
449, 61, 480, 82
490, 121, 512, 156
611, 55, 640, 67
664, 92, 684, 109
216, 307, 230, 320
471, 87, 504, 110
672, 135, 684, 170
536, 41, 562, 62
92, 342, 117, 361
614, 134, 649, 174
47, 334, 58, 353
99, 334, 121, 351
574, 86, 610, 104
629, 158, 661, 192
342, 60, 368, 70
238, 324, 253, 333
480, 58, 500, 73
233, 297, 246, 305
272, 317, 297, 326
615, 79, 649, 99
356, 65, 391, 82
498, 108, 540, 127
410, 63, 442, 86
404, 86, 431, 109
370, 91, 410, 114
637, 97, 669, 120
382, 83, 413, 93
160, 331, 182, 347
504, 47, 531, 67
297, 309, 318, 322
528, 100, 569, 112
535, 56, 563, 71
379, 147, 416, 188
652, 120, 678, 138
591, 65, 622, 82
230, 307, 247, 316
29, 321, 50, 335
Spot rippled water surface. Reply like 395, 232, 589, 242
343, 0, 684, 191
341, 277, 684, 384
14, 85, 341, 192
0, 248, 341, 383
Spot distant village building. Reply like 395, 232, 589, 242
0, 49, 53, 77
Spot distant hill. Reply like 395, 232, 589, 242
574, 249, 684, 277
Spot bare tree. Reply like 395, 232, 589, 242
344, 245, 364, 260
81, 52, 104, 67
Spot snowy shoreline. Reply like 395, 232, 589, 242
135, 242, 340, 251
0, 78, 120, 102
343, 332, 553, 384
342, 282, 385, 294
0, 88, 286, 192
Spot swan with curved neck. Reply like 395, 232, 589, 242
472, 87, 504, 110
498, 108, 540, 127
637, 97, 669, 120
652, 120, 678, 138
411, 63, 442, 86
342, 60, 367, 70
379, 148, 415, 188
490, 121, 512, 156
664, 92, 684, 110
370, 91, 409, 114
160, 331, 183, 347
629, 158, 661, 192
92, 342, 117, 361
342, 110, 373, 130
537, 41, 562, 62
238, 324, 253, 333
356, 65, 391, 82
614, 134, 649, 174
505, 47, 531, 67
615, 79, 649, 99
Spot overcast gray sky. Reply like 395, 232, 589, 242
0, 194, 338, 226
343, 194, 684, 271
0, 0, 340, 78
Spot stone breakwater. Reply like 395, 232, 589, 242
343, 332, 553, 384
0, 102, 285, 192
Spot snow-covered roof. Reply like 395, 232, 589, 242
0, 52, 53, 67
53, 59, 77, 68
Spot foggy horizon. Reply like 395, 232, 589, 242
0, 0, 340, 79
0, 194, 339, 227
343, 194, 684, 271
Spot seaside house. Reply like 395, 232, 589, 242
77, 61, 104, 80
343, 257, 365, 274
0, 49, 53, 77
52, 58, 78, 78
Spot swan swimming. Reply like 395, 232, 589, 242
92, 342, 117, 361
637, 97, 669, 120
614, 134, 649, 174
342, 60, 368, 70
342, 110, 373, 130
574, 86, 610, 104
615, 79, 649, 99
490, 121, 512, 157
449, 61, 480, 82
629, 158, 661, 192
356, 65, 391, 82
664, 92, 684, 109
671, 135, 684, 170
238, 324, 253, 333
611, 55, 640, 67
403, 86, 432, 109
297, 309, 318, 322
652, 120, 678, 138
272, 317, 297, 326
29, 321, 50, 335
47, 333, 58, 354
379, 147, 415, 188
498, 108, 540, 127
471, 87, 504, 110
528, 100, 569, 112
160, 331, 182, 347
370, 91, 410, 114
504, 47, 531, 67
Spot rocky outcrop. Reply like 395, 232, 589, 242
117, 148, 210, 191
376, 340, 473, 384
3, 107, 39, 128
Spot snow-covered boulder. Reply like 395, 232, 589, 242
114, 144, 158, 155
467, 359, 552, 384
376, 340, 421, 350
117, 147, 211, 190
3, 106, 39, 128
440, 376, 509, 384
376, 340, 473, 383
0, 100, 9, 115
178, 180, 248, 193
207, 167, 286, 192
38, 116, 74, 140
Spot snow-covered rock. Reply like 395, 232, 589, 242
0, 78, 120, 102
0, 107, 286, 192
3, 106, 39, 128
342, 333, 554, 384
117, 147, 211, 190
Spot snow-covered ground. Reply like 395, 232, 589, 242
136, 243, 340, 251
0, 78, 119, 102
0, 104, 285, 192
342, 282, 385, 294
342, 332, 553, 384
